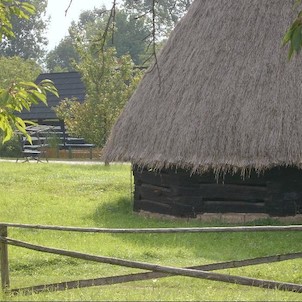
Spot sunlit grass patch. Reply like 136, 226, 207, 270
0, 161, 301, 301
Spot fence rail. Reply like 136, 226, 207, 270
1, 222, 302, 233
1, 223, 302, 296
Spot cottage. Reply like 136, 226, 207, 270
103, 0, 302, 217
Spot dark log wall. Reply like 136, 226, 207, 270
133, 167, 302, 218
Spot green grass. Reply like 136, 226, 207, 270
0, 161, 302, 301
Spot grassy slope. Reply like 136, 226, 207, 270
0, 161, 301, 301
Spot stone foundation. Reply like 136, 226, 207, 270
138, 210, 302, 224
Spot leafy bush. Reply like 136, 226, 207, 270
55, 47, 143, 147
0, 134, 22, 157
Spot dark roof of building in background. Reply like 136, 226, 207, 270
18, 71, 85, 120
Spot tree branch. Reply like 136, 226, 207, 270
65, 0, 73, 16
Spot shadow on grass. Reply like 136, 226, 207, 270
88, 197, 302, 262
10, 257, 80, 275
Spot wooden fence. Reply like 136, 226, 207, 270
1, 223, 302, 296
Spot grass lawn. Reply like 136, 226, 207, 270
0, 161, 302, 301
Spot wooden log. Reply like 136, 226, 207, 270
134, 199, 197, 217
2, 237, 302, 294
203, 201, 266, 213
174, 184, 267, 201
134, 169, 205, 187
135, 184, 172, 202
0, 226, 9, 290
133, 170, 165, 187
1, 223, 302, 233
135, 184, 202, 206
10, 252, 302, 295
133, 199, 172, 215
133, 168, 269, 187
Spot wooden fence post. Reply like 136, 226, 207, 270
0, 226, 10, 291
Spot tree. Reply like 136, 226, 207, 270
46, 7, 150, 71
111, 10, 150, 64
0, 0, 49, 63
123, 0, 192, 38
74, 0, 192, 67
0, 80, 58, 143
0, 0, 32, 40
46, 36, 79, 72
0, 56, 41, 89
55, 44, 142, 147
0, 0, 57, 143
78, 8, 150, 65
45, 7, 103, 72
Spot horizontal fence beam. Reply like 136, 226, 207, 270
11, 252, 302, 295
1, 236, 302, 293
0, 223, 302, 233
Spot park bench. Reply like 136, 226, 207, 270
18, 125, 95, 161
17, 125, 52, 162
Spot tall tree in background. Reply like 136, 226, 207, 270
123, 0, 192, 38
46, 7, 107, 72
83, 0, 192, 67
46, 6, 150, 71
46, 36, 79, 72
111, 10, 150, 64
0, 0, 49, 62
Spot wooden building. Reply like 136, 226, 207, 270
18, 71, 85, 128
133, 167, 302, 218
17, 72, 95, 158
102, 0, 302, 217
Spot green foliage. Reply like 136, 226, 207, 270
0, 0, 35, 41
47, 8, 150, 71
123, 0, 192, 38
46, 36, 79, 72
0, 0, 57, 144
283, 0, 302, 59
0, 0, 49, 62
111, 10, 150, 64
55, 46, 143, 147
0, 79, 58, 143
46, 132, 61, 149
0, 56, 41, 89
0, 134, 21, 157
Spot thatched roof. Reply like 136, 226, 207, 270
103, 0, 302, 174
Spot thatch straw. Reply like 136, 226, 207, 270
102, 0, 302, 174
